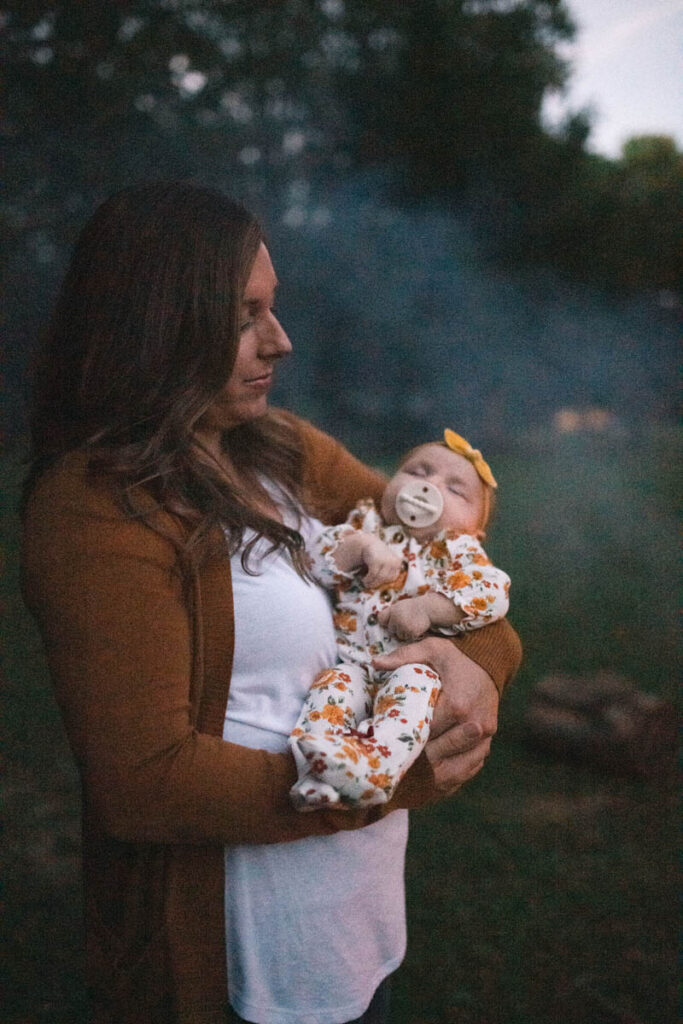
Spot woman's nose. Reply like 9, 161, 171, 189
261, 313, 292, 357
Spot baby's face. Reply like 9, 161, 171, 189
381, 444, 487, 541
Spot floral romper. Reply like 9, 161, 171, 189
289, 499, 511, 809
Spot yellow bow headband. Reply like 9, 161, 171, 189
443, 429, 497, 489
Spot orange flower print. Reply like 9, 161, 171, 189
367, 755, 381, 770
311, 669, 339, 690
448, 570, 472, 590
309, 711, 322, 721
333, 610, 357, 633
416, 584, 431, 596
335, 681, 347, 691
375, 695, 399, 715
368, 773, 392, 790
321, 703, 345, 726
468, 597, 488, 612
428, 687, 440, 707
472, 570, 483, 580
340, 742, 361, 764
471, 552, 491, 566
429, 539, 449, 561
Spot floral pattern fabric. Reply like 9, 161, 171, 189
289, 499, 510, 809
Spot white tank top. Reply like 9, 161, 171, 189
223, 497, 408, 1024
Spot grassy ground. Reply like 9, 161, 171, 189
2, 428, 679, 1024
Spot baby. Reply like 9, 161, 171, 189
289, 430, 511, 810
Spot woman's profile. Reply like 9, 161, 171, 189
21, 181, 521, 1023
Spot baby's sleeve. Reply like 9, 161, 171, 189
423, 533, 511, 632
307, 501, 377, 589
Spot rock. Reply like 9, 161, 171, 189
524, 672, 677, 778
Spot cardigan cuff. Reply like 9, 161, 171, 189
390, 750, 441, 810
451, 619, 522, 695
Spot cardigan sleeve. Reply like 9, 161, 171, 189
21, 456, 436, 847
285, 412, 388, 523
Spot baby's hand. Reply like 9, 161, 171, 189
377, 597, 432, 641
360, 535, 404, 588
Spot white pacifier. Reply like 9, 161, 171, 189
395, 480, 443, 528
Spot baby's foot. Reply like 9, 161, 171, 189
296, 732, 393, 806
290, 776, 343, 811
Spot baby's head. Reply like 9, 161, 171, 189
381, 430, 497, 542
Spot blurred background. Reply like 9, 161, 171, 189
2, 2, 680, 1022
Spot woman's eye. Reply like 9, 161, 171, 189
448, 486, 463, 496
240, 319, 254, 333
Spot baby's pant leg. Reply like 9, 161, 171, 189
353, 663, 441, 804
291, 664, 373, 738
289, 664, 374, 809
290, 663, 441, 810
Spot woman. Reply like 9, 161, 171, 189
21, 182, 521, 1024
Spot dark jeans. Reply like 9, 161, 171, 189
226, 974, 391, 1024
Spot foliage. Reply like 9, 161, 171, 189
339, 0, 575, 192
2, 0, 681, 294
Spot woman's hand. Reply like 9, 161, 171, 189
372, 636, 498, 794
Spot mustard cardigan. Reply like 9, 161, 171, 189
22, 413, 522, 1024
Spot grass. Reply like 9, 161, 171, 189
2, 428, 679, 1024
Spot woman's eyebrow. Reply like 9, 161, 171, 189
243, 284, 279, 309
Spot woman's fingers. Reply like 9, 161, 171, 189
372, 637, 440, 675
425, 733, 491, 792
427, 721, 485, 763
433, 757, 486, 794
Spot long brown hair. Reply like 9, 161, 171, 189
24, 181, 307, 572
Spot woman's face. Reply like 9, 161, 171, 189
211, 243, 292, 428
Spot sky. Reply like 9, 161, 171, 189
545, 0, 683, 157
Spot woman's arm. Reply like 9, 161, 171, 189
288, 412, 387, 522
21, 458, 438, 848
